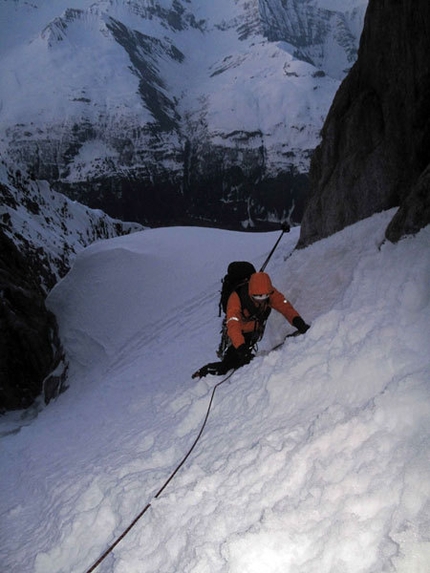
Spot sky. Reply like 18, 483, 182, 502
1, 210, 429, 573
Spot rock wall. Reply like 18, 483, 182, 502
0, 230, 66, 411
297, 0, 430, 247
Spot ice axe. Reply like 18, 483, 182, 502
259, 222, 290, 272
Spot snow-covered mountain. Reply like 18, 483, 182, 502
0, 0, 367, 227
1, 212, 429, 572
0, 162, 143, 293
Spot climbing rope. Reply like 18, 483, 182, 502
85, 368, 236, 573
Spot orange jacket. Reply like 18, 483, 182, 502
226, 286, 300, 349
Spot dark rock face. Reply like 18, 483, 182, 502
0, 230, 66, 412
385, 164, 430, 241
298, 0, 430, 247
55, 150, 309, 229
0, 166, 142, 411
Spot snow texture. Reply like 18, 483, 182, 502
1, 211, 429, 572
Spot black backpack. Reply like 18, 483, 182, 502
218, 261, 256, 316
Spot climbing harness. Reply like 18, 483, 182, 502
84, 368, 236, 573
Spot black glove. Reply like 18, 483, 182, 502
292, 316, 310, 334
236, 343, 253, 364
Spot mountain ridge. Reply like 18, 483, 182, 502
0, 0, 367, 227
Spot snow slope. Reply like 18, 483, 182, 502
1, 211, 429, 573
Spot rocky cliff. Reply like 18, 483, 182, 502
0, 165, 143, 411
0, 229, 65, 411
298, 0, 430, 247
